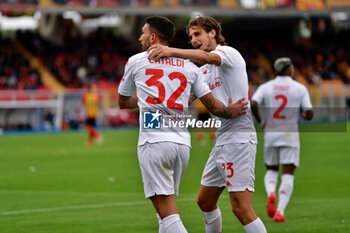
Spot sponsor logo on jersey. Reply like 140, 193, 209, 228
208, 77, 222, 90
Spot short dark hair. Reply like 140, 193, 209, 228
186, 16, 227, 46
145, 16, 175, 45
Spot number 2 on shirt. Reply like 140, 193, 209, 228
145, 69, 187, 111
273, 94, 288, 119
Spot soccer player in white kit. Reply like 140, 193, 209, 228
118, 16, 248, 233
148, 16, 267, 233
251, 57, 313, 222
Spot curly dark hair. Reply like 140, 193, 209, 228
186, 16, 227, 46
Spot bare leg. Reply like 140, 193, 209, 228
197, 185, 225, 212
197, 185, 225, 233
150, 195, 187, 233
229, 189, 257, 225
150, 195, 178, 219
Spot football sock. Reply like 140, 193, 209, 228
243, 217, 267, 233
162, 214, 187, 233
277, 174, 294, 215
264, 170, 278, 196
156, 213, 164, 233
202, 207, 222, 233
87, 127, 94, 137
91, 128, 98, 138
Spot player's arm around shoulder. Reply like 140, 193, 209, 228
147, 44, 221, 66
199, 93, 248, 119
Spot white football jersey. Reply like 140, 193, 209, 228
200, 45, 257, 145
118, 51, 210, 147
251, 76, 313, 147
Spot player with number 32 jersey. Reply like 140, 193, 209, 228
118, 51, 210, 147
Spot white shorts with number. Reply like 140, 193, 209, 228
201, 142, 256, 192
137, 141, 190, 198
264, 146, 300, 167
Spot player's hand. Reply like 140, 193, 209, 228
260, 120, 266, 130
227, 97, 248, 118
147, 45, 172, 60
301, 111, 307, 119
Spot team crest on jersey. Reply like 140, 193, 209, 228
143, 110, 161, 129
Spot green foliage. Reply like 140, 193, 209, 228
0, 123, 349, 233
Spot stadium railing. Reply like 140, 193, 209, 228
0, 89, 64, 131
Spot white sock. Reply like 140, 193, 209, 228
162, 214, 188, 233
156, 213, 164, 233
202, 208, 222, 233
243, 217, 267, 233
264, 170, 278, 196
277, 174, 294, 215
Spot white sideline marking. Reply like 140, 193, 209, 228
0, 198, 195, 216
0, 190, 143, 197
0, 190, 197, 197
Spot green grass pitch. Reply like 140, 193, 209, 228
0, 122, 349, 233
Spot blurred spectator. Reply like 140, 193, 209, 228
4, 16, 350, 90
44, 110, 55, 130
16, 29, 129, 88
0, 39, 42, 90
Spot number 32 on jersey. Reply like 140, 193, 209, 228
145, 68, 187, 111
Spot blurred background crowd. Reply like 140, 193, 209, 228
0, 0, 349, 131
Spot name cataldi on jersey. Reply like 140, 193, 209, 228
148, 58, 184, 67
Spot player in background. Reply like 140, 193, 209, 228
148, 16, 267, 233
82, 83, 103, 146
118, 16, 247, 233
251, 57, 313, 222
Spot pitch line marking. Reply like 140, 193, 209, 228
0, 190, 143, 197
0, 190, 198, 198
0, 198, 196, 216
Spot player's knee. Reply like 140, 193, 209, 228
232, 206, 243, 218
197, 196, 214, 212
231, 204, 251, 219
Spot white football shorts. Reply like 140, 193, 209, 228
137, 141, 190, 198
264, 146, 300, 167
201, 141, 256, 192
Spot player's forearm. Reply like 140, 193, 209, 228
188, 92, 197, 106
302, 110, 313, 121
171, 48, 220, 66
209, 102, 232, 119
118, 95, 138, 109
200, 94, 231, 119
250, 101, 261, 123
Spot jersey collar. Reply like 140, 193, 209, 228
276, 76, 292, 81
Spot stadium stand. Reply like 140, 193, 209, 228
0, 38, 43, 90
16, 29, 130, 88
1, 0, 350, 131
